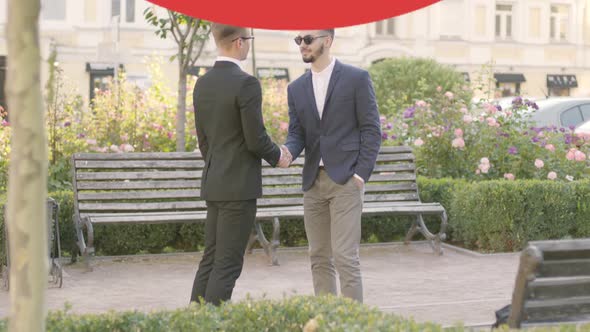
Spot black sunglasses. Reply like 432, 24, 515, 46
294, 35, 329, 46
232, 36, 255, 42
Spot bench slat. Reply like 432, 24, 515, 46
538, 259, 590, 278
75, 160, 203, 169
74, 152, 201, 160
77, 180, 201, 190
78, 190, 200, 201
77, 171, 201, 181
525, 296, 590, 322
79, 201, 206, 211
528, 277, 590, 300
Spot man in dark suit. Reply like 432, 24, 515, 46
190, 23, 291, 305
283, 29, 381, 303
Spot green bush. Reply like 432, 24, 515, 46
0, 296, 441, 332
3, 179, 590, 261
368, 57, 472, 117
451, 180, 590, 252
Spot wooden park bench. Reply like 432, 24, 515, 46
72, 146, 448, 266
507, 238, 590, 328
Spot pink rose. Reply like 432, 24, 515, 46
454, 128, 463, 137
416, 100, 427, 107
547, 171, 557, 180
504, 173, 515, 181
566, 149, 576, 160
463, 115, 473, 124
436, 86, 442, 92
122, 144, 135, 152
534, 159, 544, 169
279, 121, 289, 131
444, 91, 454, 100
545, 144, 555, 152
452, 137, 465, 149
480, 157, 490, 165
414, 138, 424, 147
486, 117, 498, 127
575, 150, 587, 161
479, 163, 490, 174
459, 107, 468, 114
110, 145, 120, 152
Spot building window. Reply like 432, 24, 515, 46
550, 4, 569, 41
495, 4, 513, 40
494, 73, 526, 97
112, 0, 135, 23
86, 63, 124, 103
547, 74, 577, 97
375, 18, 395, 37
42, 0, 66, 21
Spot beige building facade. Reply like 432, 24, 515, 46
0, 0, 589, 110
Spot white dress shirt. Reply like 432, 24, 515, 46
311, 58, 363, 184
215, 56, 243, 69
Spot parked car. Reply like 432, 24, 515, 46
574, 119, 590, 138
526, 97, 590, 129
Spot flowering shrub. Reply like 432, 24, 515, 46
380, 89, 590, 181
260, 78, 289, 143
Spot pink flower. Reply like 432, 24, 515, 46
475, 169, 481, 175
451, 137, 465, 149
547, 171, 557, 180
454, 128, 463, 137
120, 134, 129, 142
575, 150, 587, 161
86, 139, 97, 145
545, 144, 555, 152
110, 145, 120, 152
121, 144, 135, 152
279, 121, 289, 131
379, 115, 386, 123
463, 115, 473, 124
459, 107, 468, 114
415, 100, 427, 107
505, 110, 513, 116
1, 120, 9, 126
484, 103, 497, 114
504, 173, 515, 181
402, 123, 409, 129
436, 86, 442, 92
534, 159, 544, 169
479, 163, 490, 174
486, 117, 499, 127
414, 138, 424, 147
167, 131, 173, 139
444, 91, 454, 100
478, 158, 490, 173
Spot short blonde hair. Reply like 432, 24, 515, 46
211, 23, 248, 49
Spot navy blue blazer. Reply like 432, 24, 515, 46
285, 60, 381, 191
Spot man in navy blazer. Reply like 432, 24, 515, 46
284, 29, 381, 302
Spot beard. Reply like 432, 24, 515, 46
302, 44, 324, 63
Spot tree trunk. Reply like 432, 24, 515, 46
176, 62, 187, 152
5, 0, 48, 331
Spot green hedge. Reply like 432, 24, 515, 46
0, 296, 441, 332
2, 179, 590, 264
451, 180, 590, 252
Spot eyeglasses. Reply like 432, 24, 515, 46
294, 35, 329, 46
232, 36, 255, 42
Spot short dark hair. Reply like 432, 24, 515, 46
321, 29, 335, 39
211, 23, 248, 49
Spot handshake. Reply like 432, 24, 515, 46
277, 145, 292, 168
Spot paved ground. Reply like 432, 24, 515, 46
0, 242, 520, 327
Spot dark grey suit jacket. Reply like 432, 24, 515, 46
193, 61, 281, 201
285, 60, 381, 191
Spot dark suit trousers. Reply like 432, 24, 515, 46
190, 200, 256, 305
